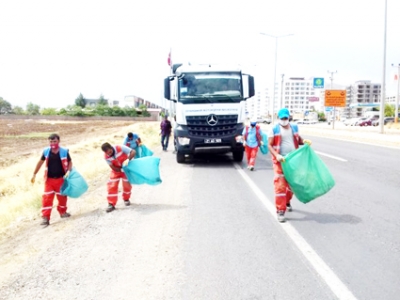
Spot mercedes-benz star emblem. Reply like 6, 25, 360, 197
207, 114, 218, 126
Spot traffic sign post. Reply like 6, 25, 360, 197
324, 90, 346, 129
313, 78, 324, 89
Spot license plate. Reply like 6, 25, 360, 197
204, 138, 222, 143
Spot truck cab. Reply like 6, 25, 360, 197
164, 64, 255, 163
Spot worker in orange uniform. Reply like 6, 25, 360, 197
31, 133, 73, 227
242, 117, 263, 171
267, 108, 312, 222
101, 142, 136, 213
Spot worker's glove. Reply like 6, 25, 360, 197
123, 159, 130, 167
276, 154, 285, 162
31, 174, 36, 184
303, 139, 312, 146
243, 141, 247, 147
63, 171, 70, 179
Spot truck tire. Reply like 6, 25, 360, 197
176, 151, 185, 163
232, 149, 244, 162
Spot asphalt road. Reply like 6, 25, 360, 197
181, 136, 400, 300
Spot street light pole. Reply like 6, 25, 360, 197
328, 70, 337, 129
280, 74, 285, 109
379, 0, 387, 134
392, 63, 400, 123
260, 33, 293, 125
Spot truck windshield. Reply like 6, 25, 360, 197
178, 72, 242, 103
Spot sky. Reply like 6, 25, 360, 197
1, 0, 399, 109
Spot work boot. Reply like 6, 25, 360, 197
286, 203, 292, 212
60, 212, 71, 218
106, 204, 115, 213
124, 200, 131, 206
40, 217, 50, 226
277, 211, 286, 223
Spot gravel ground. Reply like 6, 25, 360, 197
0, 146, 192, 300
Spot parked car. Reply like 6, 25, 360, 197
372, 117, 394, 126
358, 117, 379, 126
257, 117, 271, 124
350, 117, 365, 126
344, 118, 359, 126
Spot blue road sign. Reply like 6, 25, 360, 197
325, 107, 333, 112
313, 78, 324, 89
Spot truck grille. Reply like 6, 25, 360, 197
186, 115, 239, 137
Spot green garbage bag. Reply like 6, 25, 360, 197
135, 145, 154, 158
281, 144, 335, 203
259, 132, 269, 155
60, 168, 89, 198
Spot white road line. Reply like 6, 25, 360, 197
234, 164, 357, 300
315, 151, 348, 162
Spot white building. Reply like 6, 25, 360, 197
245, 87, 270, 119
281, 77, 321, 116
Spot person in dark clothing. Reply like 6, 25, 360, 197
31, 133, 73, 226
160, 116, 172, 151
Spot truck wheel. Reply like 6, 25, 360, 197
233, 150, 244, 162
176, 151, 185, 163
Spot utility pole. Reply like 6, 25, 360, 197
328, 70, 337, 129
260, 33, 293, 125
280, 74, 285, 109
392, 63, 400, 123
379, 0, 387, 134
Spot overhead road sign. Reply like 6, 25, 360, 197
325, 90, 346, 107
313, 78, 324, 88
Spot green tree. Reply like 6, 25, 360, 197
124, 106, 138, 117
41, 107, 58, 115
98, 94, 108, 105
12, 106, 25, 115
384, 104, 394, 117
75, 93, 86, 108
0, 97, 12, 114
26, 102, 41, 115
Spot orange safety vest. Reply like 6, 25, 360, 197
43, 147, 69, 180
271, 124, 301, 164
244, 125, 262, 146
104, 145, 129, 169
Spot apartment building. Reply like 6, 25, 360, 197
246, 86, 270, 119
281, 77, 320, 115
344, 80, 381, 118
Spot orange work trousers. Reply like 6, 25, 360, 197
273, 162, 293, 212
245, 146, 259, 167
107, 171, 132, 206
42, 177, 67, 220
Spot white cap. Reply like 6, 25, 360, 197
250, 117, 257, 124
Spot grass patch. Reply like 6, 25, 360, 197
2, 132, 53, 138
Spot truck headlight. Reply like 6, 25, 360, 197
235, 135, 244, 143
178, 137, 190, 146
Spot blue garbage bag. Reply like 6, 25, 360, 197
60, 168, 89, 198
282, 144, 335, 203
122, 156, 162, 185
135, 145, 154, 158
259, 132, 269, 155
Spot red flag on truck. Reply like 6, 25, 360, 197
167, 50, 172, 66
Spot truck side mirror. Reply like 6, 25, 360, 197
164, 78, 171, 100
242, 74, 255, 99
248, 75, 255, 98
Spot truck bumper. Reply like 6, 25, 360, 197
174, 125, 244, 155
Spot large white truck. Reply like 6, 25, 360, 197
164, 64, 255, 163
